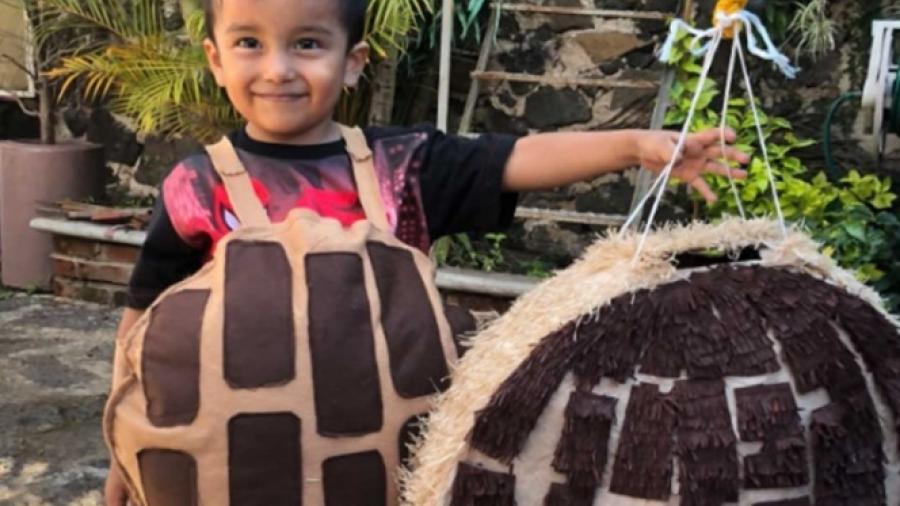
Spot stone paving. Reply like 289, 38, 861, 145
0, 294, 118, 505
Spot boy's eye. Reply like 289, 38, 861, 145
235, 37, 260, 49
294, 38, 321, 50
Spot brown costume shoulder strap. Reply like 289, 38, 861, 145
338, 124, 390, 231
205, 136, 271, 227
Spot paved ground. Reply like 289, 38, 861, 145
0, 293, 118, 505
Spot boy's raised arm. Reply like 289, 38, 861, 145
501, 128, 750, 202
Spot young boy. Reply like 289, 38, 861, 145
104, 0, 748, 502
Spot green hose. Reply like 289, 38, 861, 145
823, 60, 900, 180
823, 91, 862, 181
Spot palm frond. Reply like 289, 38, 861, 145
39, 0, 429, 142
366, 0, 431, 58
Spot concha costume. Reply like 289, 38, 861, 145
403, 220, 900, 505
104, 126, 460, 505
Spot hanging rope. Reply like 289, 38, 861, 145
719, 38, 746, 220
623, 3, 797, 262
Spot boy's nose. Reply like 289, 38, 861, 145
263, 52, 297, 82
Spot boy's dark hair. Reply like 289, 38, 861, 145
203, 0, 367, 48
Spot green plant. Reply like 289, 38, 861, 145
663, 27, 900, 310
41, 0, 430, 142
518, 258, 554, 279
0, 0, 86, 143
432, 232, 506, 272
787, 0, 836, 61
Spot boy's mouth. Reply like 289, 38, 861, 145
254, 92, 307, 102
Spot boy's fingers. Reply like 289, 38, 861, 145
705, 144, 751, 165
691, 178, 718, 203
704, 162, 747, 179
689, 127, 736, 146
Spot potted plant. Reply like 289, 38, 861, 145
0, 0, 105, 289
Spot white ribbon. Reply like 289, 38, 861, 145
658, 10, 798, 79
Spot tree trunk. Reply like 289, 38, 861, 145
367, 46, 399, 127
38, 78, 55, 145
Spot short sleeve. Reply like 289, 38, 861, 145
126, 197, 206, 309
415, 128, 519, 239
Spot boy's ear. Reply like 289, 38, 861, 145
343, 41, 369, 88
203, 38, 226, 87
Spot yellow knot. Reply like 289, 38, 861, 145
714, 0, 748, 39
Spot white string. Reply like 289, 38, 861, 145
719, 36, 746, 219
621, 27, 725, 235
735, 10, 799, 79
623, 29, 725, 264
624, 8, 795, 262
736, 39, 788, 237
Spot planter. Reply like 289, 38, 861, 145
0, 141, 105, 289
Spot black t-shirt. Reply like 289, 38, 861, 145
127, 124, 519, 309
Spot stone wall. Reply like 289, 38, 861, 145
470, 0, 684, 265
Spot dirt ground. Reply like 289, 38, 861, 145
0, 293, 118, 505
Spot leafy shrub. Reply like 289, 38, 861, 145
664, 28, 899, 310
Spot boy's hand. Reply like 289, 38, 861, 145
637, 128, 750, 202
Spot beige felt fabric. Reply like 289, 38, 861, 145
104, 128, 456, 506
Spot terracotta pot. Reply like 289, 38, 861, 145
0, 140, 105, 289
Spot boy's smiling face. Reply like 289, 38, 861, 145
203, 0, 368, 144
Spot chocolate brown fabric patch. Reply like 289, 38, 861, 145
811, 399, 885, 505
306, 253, 383, 435
738, 266, 863, 396
228, 412, 301, 506
735, 383, 807, 489
444, 302, 477, 358
450, 462, 515, 506
399, 414, 425, 468
322, 450, 386, 506
735, 383, 800, 442
638, 269, 779, 379
367, 242, 449, 397
542, 482, 593, 506
673, 380, 739, 505
609, 383, 675, 500
470, 322, 579, 463
572, 292, 655, 388
833, 291, 900, 449
752, 499, 810, 506
551, 391, 616, 493
138, 449, 197, 506
224, 241, 295, 388
143, 289, 209, 427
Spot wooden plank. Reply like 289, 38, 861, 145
51, 254, 134, 285
626, 68, 676, 230
496, 4, 669, 20
471, 71, 658, 89
458, 5, 499, 134
515, 206, 626, 226
624, 0, 692, 229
